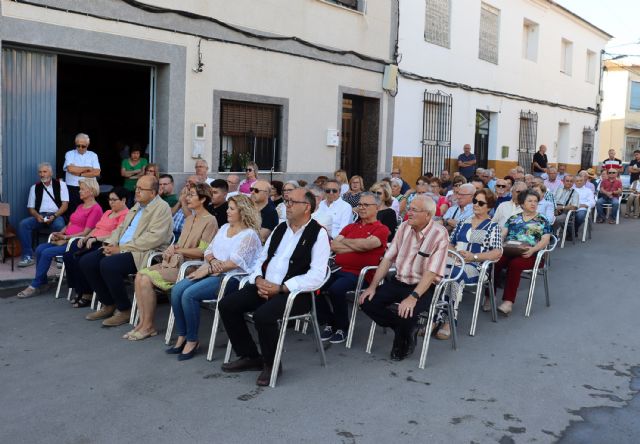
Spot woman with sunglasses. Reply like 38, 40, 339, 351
342, 175, 364, 208
239, 161, 259, 195
370, 181, 398, 241
433, 189, 502, 339
494, 189, 551, 315
63, 186, 129, 308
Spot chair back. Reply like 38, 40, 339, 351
535, 234, 557, 271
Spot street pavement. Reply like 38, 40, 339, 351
1, 219, 638, 444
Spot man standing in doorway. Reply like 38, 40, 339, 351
63, 133, 101, 213
532, 145, 548, 177
457, 144, 476, 181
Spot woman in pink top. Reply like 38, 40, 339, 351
238, 161, 259, 194
17, 178, 104, 299
63, 187, 129, 307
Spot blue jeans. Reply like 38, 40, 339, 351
596, 197, 619, 220
316, 270, 359, 331
574, 209, 588, 233
170, 275, 239, 342
31, 242, 66, 288
18, 216, 65, 259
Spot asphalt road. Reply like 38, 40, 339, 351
1, 219, 638, 443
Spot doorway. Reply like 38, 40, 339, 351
56, 55, 153, 187
475, 110, 490, 168
340, 94, 379, 188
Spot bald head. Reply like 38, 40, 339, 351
250, 180, 271, 206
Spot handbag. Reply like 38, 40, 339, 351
502, 240, 528, 257
161, 253, 184, 269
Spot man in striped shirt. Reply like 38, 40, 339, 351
359, 195, 449, 361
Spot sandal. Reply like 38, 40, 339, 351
72, 297, 92, 308
436, 323, 451, 340
128, 330, 158, 341
16, 286, 38, 299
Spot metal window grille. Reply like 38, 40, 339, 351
325, 0, 361, 11
424, 0, 451, 48
625, 136, 640, 162
219, 100, 281, 171
517, 110, 538, 173
580, 127, 595, 169
479, 3, 500, 64
422, 90, 452, 175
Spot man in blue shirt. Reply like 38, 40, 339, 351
457, 144, 476, 180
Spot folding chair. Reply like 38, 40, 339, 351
363, 251, 465, 369
558, 210, 576, 249
521, 235, 558, 317
223, 266, 332, 388
468, 259, 498, 337
51, 235, 83, 299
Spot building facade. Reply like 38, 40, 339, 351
0, 0, 397, 224
599, 57, 640, 163
392, 0, 611, 184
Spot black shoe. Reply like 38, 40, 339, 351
165, 342, 185, 354
221, 356, 264, 373
177, 342, 199, 361
390, 331, 406, 361
256, 363, 282, 386
404, 325, 420, 357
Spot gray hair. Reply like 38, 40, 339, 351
359, 191, 381, 206
512, 181, 528, 193
476, 168, 486, 176
38, 162, 53, 172
459, 183, 476, 194
307, 184, 324, 198
284, 180, 300, 189
390, 177, 403, 188
411, 194, 436, 217
75, 133, 90, 142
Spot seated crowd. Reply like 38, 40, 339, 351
14, 139, 632, 386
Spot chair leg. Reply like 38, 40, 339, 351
560, 219, 569, 249
469, 283, 482, 337
524, 273, 538, 318
90, 291, 97, 309
206, 306, 221, 361
448, 301, 458, 351
269, 299, 295, 388
346, 293, 359, 349
543, 271, 550, 307
294, 319, 301, 332
365, 321, 376, 354
54, 263, 66, 299
310, 304, 327, 366
418, 292, 440, 369
129, 294, 138, 325
224, 340, 233, 364
165, 308, 175, 345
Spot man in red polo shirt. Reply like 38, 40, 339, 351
317, 192, 389, 344
596, 169, 623, 223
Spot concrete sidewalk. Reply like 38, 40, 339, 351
1, 219, 639, 443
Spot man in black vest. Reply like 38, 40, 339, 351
219, 188, 330, 386
18, 162, 69, 267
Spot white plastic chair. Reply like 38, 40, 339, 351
223, 266, 332, 388
558, 210, 576, 249
50, 235, 83, 300
468, 259, 498, 337
521, 235, 558, 317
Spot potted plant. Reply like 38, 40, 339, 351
221, 151, 232, 172
236, 152, 252, 170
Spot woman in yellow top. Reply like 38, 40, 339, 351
127, 182, 218, 341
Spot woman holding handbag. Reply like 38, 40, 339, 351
125, 182, 218, 341
494, 189, 551, 316
16, 178, 103, 299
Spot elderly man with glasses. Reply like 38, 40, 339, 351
359, 195, 448, 361
553, 175, 579, 234
315, 179, 353, 238
596, 169, 622, 224
250, 180, 279, 242
442, 183, 475, 232
219, 188, 330, 385
63, 133, 101, 213
317, 192, 390, 344
494, 178, 511, 210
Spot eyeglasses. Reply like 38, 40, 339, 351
472, 198, 488, 207
458, 192, 474, 196
324, 188, 339, 194
284, 199, 309, 207
357, 202, 377, 208
391, 171, 400, 175
246, 168, 254, 172
250, 187, 267, 194
495, 184, 507, 188
135, 187, 154, 192
108, 198, 120, 202
607, 172, 616, 175
75, 144, 87, 148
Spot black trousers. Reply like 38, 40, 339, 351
360, 278, 434, 339
79, 249, 137, 311
62, 240, 100, 296
218, 284, 311, 366
67, 185, 81, 215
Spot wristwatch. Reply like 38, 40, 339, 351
473, 254, 479, 261
409, 291, 420, 300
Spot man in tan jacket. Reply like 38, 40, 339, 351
80, 175, 173, 327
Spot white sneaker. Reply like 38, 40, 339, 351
17, 257, 34, 268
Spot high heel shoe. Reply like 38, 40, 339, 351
177, 342, 199, 361
165, 341, 186, 354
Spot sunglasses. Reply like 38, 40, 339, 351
372, 191, 383, 196
324, 188, 339, 194
495, 184, 507, 188
472, 198, 488, 207
250, 187, 266, 194
75, 144, 87, 148
607, 172, 616, 175
246, 168, 254, 172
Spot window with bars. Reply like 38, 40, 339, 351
424, 0, 451, 49
479, 3, 500, 64
421, 90, 452, 175
581, 127, 595, 169
219, 100, 281, 171
517, 110, 538, 173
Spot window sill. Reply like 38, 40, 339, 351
317, 0, 365, 15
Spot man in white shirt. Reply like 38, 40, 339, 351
219, 188, 330, 386
17, 162, 69, 267
315, 179, 353, 238
63, 133, 101, 213
194, 158, 214, 185
543, 167, 563, 194
573, 175, 596, 234
553, 175, 579, 233
308, 185, 333, 233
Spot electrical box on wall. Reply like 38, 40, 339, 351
326, 129, 340, 147
501, 146, 509, 159
192, 123, 206, 158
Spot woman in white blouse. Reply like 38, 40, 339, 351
166, 194, 263, 360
